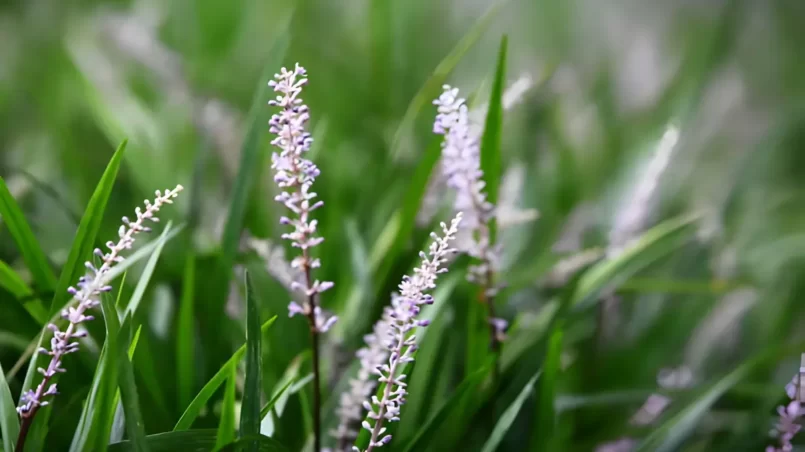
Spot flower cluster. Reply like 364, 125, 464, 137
356, 213, 462, 451
433, 85, 506, 342
331, 304, 393, 450
267, 63, 336, 332
17, 185, 183, 418
767, 374, 805, 452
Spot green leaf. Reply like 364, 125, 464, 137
481, 371, 539, 452
108, 430, 218, 452
215, 434, 289, 452
390, 0, 510, 161
636, 342, 805, 452
0, 259, 47, 325
176, 251, 197, 411
259, 352, 310, 437
216, 366, 237, 450
479, 34, 508, 244
121, 222, 174, 317
174, 317, 277, 431
0, 362, 20, 452
571, 213, 700, 310
531, 326, 563, 452
258, 379, 294, 421
0, 175, 57, 293
116, 318, 149, 452
398, 363, 493, 452
50, 140, 127, 315
240, 272, 262, 450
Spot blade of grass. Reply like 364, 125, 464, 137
0, 259, 47, 324
108, 430, 218, 452
571, 213, 700, 310
0, 362, 20, 452
531, 325, 563, 452
240, 272, 262, 450
0, 175, 58, 293
481, 371, 539, 452
116, 317, 149, 452
390, 0, 510, 161
216, 367, 237, 450
174, 317, 277, 431
479, 34, 508, 243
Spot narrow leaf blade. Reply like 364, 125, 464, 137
240, 271, 263, 447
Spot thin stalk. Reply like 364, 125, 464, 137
303, 259, 323, 452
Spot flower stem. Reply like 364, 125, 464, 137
302, 258, 322, 452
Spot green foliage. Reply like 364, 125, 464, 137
1, 1, 804, 451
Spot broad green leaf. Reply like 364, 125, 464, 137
177, 251, 197, 411
240, 272, 263, 450
0, 362, 20, 452
532, 326, 563, 452
479, 34, 508, 243
121, 222, 174, 317
116, 318, 149, 452
0, 259, 47, 324
390, 0, 510, 161
216, 367, 237, 450
108, 430, 218, 452
398, 363, 494, 452
571, 213, 700, 310
635, 342, 805, 452
0, 175, 57, 293
174, 317, 277, 431
481, 371, 539, 452
215, 434, 289, 452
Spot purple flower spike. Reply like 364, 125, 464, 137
16, 185, 183, 421
266, 63, 336, 332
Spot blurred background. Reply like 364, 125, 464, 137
2, 0, 805, 450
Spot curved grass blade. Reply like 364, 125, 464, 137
0, 362, 19, 452
116, 318, 149, 452
240, 272, 263, 450
216, 366, 237, 450
0, 259, 47, 324
215, 434, 289, 452
49, 140, 127, 315
174, 317, 277, 431
0, 175, 58, 293
108, 430, 218, 452
480, 371, 539, 452
479, 34, 508, 244
571, 213, 700, 310
531, 326, 563, 452
260, 352, 310, 437
390, 0, 510, 161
